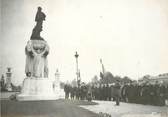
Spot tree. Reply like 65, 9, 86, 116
100, 72, 114, 84
91, 75, 99, 84
71, 79, 77, 87
142, 75, 151, 82
122, 76, 132, 83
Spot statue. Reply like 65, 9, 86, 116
26, 7, 49, 78
31, 7, 46, 40
17, 7, 59, 101
25, 40, 49, 78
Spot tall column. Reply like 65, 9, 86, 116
74, 51, 80, 87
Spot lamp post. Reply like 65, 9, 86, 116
74, 51, 80, 87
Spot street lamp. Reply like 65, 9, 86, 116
74, 51, 80, 87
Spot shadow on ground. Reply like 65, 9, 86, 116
1, 99, 98, 117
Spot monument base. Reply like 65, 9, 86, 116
17, 78, 59, 101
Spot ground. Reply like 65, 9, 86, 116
1, 92, 168, 117
1, 99, 98, 117
80, 101, 168, 117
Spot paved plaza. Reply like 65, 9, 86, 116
80, 101, 168, 117
1, 97, 168, 117
1, 99, 98, 117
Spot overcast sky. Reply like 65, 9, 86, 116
1, 0, 168, 85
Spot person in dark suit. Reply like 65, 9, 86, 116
103, 84, 106, 100
107, 84, 111, 101
121, 83, 129, 102
114, 80, 121, 105
149, 84, 155, 105
156, 83, 166, 106
64, 84, 70, 99
70, 86, 75, 100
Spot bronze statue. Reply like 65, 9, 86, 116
31, 7, 46, 40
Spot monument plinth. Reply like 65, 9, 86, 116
17, 78, 58, 101
17, 7, 59, 101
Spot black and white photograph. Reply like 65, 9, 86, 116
0, 0, 168, 117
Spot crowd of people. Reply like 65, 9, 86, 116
121, 82, 168, 106
64, 83, 90, 101
64, 81, 168, 106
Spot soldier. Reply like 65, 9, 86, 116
136, 83, 142, 104
121, 83, 129, 102
107, 84, 111, 101
132, 83, 139, 103
70, 86, 75, 100
80, 85, 86, 100
95, 84, 100, 100
84, 85, 88, 99
91, 85, 96, 100
127, 83, 135, 103
103, 84, 107, 100
64, 84, 70, 99
87, 86, 92, 102
104, 84, 109, 101
76, 87, 80, 100
73, 86, 77, 99
141, 83, 151, 105
154, 81, 160, 106
113, 80, 121, 105
110, 83, 115, 101
98, 84, 102, 100
157, 83, 166, 106
149, 84, 155, 105
165, 85, 168, 105
100, 84, 104, 100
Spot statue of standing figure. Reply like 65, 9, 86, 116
31, 7, 46, 40
25, 7, 49, 78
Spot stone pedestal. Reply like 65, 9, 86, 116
17, 78, 58, 101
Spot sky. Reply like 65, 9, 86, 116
0, 0, 168, 85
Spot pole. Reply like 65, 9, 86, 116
75, 52, 79, 87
